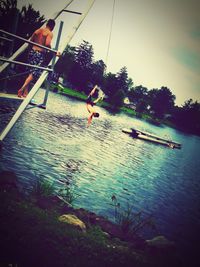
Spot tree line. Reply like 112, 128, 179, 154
1, 0, 200, 135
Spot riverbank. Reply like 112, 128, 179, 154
0, 171, 184, 267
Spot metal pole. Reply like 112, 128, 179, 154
0, 70, 49, 142
42, 21, 64, 107
0, 57, 53, 71
0, 29, 57, 55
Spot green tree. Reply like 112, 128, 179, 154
103, 72, 118, 97
127, 85, 148, 112
148, 87, 175, 119
116, 66, 129, 94
0, 0, 17, 32
0, 0, 45, 53
171, 99, 200, 134
70, 40, 94, 92
55, 45, 76, 84
128, 85, 148, 104
17, 4, 45, 39
91, 59, 106, 86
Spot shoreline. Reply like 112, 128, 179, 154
0, 170, 186, 267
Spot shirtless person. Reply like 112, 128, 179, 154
86, 85, 103, 127
18, 19, 60, 97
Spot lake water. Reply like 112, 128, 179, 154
0, 90, 200, 262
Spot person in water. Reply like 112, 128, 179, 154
18, 19, 60, 98
86, 85, 103, 127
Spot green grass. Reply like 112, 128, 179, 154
0, 170, 183, 267
0, 190, 148, 267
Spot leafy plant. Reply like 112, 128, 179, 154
111, 194, 156, 235
58, 185, 79, 206
33, 179, 54, 197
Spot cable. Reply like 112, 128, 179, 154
105, 0, 116, 73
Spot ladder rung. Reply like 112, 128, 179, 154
63, 9, 82, 15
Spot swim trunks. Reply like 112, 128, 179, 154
86, 95, 94, 106
28, 49, 45, 80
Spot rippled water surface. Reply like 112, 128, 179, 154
0, 90, 200, 257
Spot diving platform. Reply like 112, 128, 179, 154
0, 92, 23, 100
122, 128, 182, 149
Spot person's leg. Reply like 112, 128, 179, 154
18, 73, 33, 97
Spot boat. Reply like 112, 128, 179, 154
122, 128, 182, 149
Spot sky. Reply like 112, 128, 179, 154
17, 0, 200, 106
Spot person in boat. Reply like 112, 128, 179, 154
18, 19, 60, 98
86, 85, 103, 127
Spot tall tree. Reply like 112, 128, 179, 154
148, 87, 175, 119
90, 59, 106, 87
116, 67, 129, 94
0, 0, 17, 32
55, 45, 76, 83
0, 0, 45, 55
70, 40, 94, 92
17, 4, 45, 39
128, 85, 148, 104
178, 99, 200, 134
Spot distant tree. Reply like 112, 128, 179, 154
0, 0, 17, 32
17, 4, 45, 39
127, 78, 134, 91
74, 40, 93, 69
109, 89, 125, 109
116, 67, 129, 94
172, 99, 200, 134
103, 72, 118, 98
90, 59, 106, 87
148, 87, 175, 119
69, 40, 94, 92
55, 45, 76, 83
103, 69, 128, 109
128, 85, 148, 104
0, 0, 45, 53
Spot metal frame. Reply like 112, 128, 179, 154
0, 57, 53, 72
0, 0, 95, 142
0, 29, 57, 54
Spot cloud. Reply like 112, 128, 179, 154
173, 47, 200, 73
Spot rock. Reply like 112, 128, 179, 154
58, 214, 86, 232
145, 235, 175, 251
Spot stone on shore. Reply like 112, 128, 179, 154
58, 214, 86, 232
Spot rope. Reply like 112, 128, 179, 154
105, 0, 116, 73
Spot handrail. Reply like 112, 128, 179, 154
0, 57, 53, 71
0, 29, 57, 54
0, 36, 13, 42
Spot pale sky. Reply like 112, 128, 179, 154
17, 0, 200, 106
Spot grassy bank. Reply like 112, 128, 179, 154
0, 171, 183, 267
